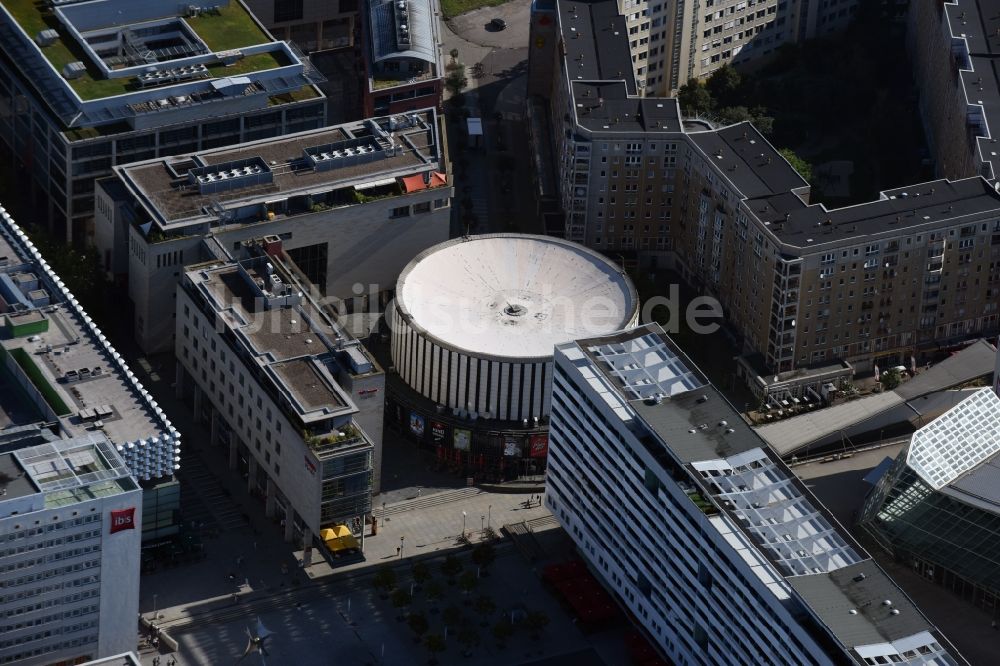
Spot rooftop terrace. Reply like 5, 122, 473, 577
119, 110, 441, 227
2, 0, 288, 102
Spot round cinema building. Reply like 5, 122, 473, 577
385, 234, 638, 481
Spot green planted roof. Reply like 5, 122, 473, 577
4, 0, 284, 101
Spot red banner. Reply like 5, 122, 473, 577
110, 507, 136, 534
529, 434, 549, 458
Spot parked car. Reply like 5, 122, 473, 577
490, 18, 507, 30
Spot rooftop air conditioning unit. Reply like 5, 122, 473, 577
62, 62, 87, 80
35, 29, 58, 47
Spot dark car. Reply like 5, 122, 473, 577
490, 18, 507, 30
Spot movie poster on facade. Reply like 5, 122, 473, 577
528, 433, 548, 458
503, 435, 522, 457
453, 428, 472, 451
431, 421, 446, 441
409, 412, 425, 437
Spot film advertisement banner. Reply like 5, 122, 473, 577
454, 428, 472, 451
529, 433, 549, 458
431, 421, 446, 442
503, 435, 522, 457
409, 412, 425, 438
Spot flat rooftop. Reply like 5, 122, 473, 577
749, 177, 1000, 249
0, 450, 36, 500
788, 561, 949, 657
559, 0, 636, 94
0, 211, 173, 451
571, 81, 682, 134
688, 122, 809, 200
190, 256, 359, 423
119, 111, 440, 226
0, 0, 295, 103
946, 0, 1000, 180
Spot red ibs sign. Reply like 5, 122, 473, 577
109, 507, 136, 534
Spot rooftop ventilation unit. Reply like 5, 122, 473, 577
304, 136, 390, 172
35, 29, 58, 47
395, 0, 411, 48
136, 64, 210, 88
188, 157, 273, 195
62, 62, 87, 80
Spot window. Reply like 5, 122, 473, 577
390, 206, 410, 218
274, 0, 304, 23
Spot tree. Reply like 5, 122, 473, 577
424, 634, 446, 664
474, 595, 495, 627
707, 64, 742, 107
411, 561, 431, 587
449, 47, 459, 61
525, 611, 550, 640
458, 570, 477, 599
471, 542, 496, 575
408, 612, 429, 642
779, 148, 813, 183
677, 79, 712, 116
373, 566, 396, 596
492, 619, 514, 648
442, 605, 463, 630
391, 588, 412, 614
445, 69, 468, 97
880, 368, 902, 390
441, 555, 463, 582
457, 625, 480, 654
424, 580, 444, 606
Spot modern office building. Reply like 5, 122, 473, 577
176, 245, 381, 545
0, 434, 142, 666
0, 207, 181, 543
548, 323, 965, 665
244, 0, 356, 52
859, 386, 1000, 613
96, 109, 450, 354
386, 234, 638, 480
0, 0, 327, 245
530, 0, 1000, 381
360, 0, 443, 117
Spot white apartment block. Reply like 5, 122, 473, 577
176, 250, 380, 545
547, 323, 964, 665
0, 434, 142, 666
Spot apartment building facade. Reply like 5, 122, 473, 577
0, 435, 142, 666
96, 110, 451, 354
176, 252, 381, 544
548, 324, 964, 665
532, 0, 1000, 378
0, 0, 326, 245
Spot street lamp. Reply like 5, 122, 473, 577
480, 515, 485, 532
462, 511, 467, 537
487, 504, 492, 530
382, 501, 387, 523
399, 536, 405, 558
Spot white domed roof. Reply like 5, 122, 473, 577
396, 234, 637, 359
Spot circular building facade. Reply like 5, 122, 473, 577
386, 234, 638, 479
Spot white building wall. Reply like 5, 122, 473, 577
0, 487, 141, 665
546, 347, 835, 665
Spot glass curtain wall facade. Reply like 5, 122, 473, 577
859, 452, 1000, 613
